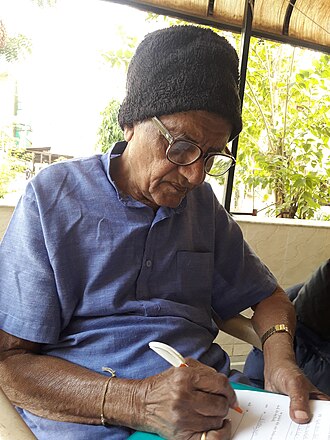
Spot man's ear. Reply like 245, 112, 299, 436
123, 126, 134, 142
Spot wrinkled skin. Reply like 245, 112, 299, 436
263, 351, 329, 423
132, 359, 235, 439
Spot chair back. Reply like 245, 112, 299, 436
0, 386, 36, 439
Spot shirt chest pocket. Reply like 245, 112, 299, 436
176, 251, 213, 307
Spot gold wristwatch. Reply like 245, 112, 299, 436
261, 324, 293, 348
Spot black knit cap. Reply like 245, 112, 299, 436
118, 25, 242, 141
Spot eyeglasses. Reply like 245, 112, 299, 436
152, 116, 236, 177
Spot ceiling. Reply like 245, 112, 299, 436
109, 0, 330, 54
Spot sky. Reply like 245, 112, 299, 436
1, 0, 165, 156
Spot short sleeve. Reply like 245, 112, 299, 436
212, 206, 278, 320
0, 184, 61, 343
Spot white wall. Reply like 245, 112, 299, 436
235, 216, 330, 288
0, 206, 14, 240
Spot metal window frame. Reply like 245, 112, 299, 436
224, 0, 253, 212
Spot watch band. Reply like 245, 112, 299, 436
261, 324, 293, 348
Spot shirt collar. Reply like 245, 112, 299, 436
102, 141, 187, 214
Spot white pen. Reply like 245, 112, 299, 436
149, 341, 243, 414
149, 341, 188, 367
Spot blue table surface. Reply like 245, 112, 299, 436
128, 382, 265, 439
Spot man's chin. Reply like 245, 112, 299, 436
155, 194, 185, 209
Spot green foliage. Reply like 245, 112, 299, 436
145, 12, 184, 27
98, 23, 145, 152
0, 0, 57, 64
8, 148, 32, 167
233, 40, 330, 219
0, 131, 31, 198
30, 0, 57, 6
0, 34, 32, 63
0, 20, 32, 63
0, 161, 15, 199
96, 99, 123, 153
101, 26, 138, 71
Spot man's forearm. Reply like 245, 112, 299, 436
250, 285, 328, 424
0, 342, 141, 427
0, 332, 240, 438
1, 351, 109, 423
251, 286, 296, 361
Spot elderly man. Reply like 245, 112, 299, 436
0, 25, 327, 440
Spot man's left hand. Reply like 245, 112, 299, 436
264, 359, 330, 424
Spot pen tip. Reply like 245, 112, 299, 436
234, 406, 244, 414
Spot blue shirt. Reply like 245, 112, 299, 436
0, 143, 277, 439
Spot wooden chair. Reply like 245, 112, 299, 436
0, 386, 36, 439
212, 310, 262, 350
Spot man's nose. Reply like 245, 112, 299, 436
178, 159, 205, 185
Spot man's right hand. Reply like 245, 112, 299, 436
105, 358, 236, 440
0, 329, 235, 438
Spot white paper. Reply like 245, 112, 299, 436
229, 390, 330, 440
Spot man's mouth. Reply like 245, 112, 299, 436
171, 183, 188, 194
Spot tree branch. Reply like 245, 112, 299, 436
246, 80, 274, 150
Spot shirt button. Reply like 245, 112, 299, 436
145, 259, 152, 268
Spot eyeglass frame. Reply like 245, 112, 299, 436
151, 116, 236, 177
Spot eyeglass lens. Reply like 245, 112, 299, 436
168, 141, 233, 176
167, 140, 200, 165
204, 155, 233, 176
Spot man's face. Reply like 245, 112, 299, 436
121, 110, 232, 210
